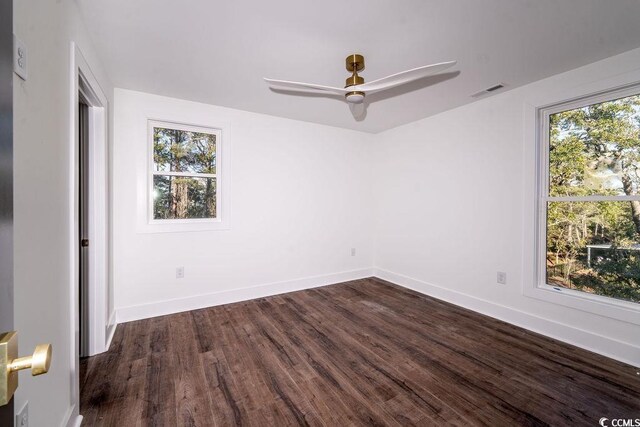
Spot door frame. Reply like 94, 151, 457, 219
69, 43, 112, 384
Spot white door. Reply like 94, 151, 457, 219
0, 0, 15, 421
0, 1, 53, 421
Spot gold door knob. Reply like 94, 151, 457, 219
8, 343, 52, 376
0, 331, 53, 406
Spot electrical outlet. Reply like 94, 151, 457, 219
13, 35, 27, 80
351, 248, 356, 256
176, 267, 184, 279
497, 271, 507, 285
16, 401, 28, 427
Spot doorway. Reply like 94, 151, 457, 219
79, 97, 89, 357
71, 43, 113, 424
72, 51, 112, 362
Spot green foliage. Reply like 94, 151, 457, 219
153, 128, 216, 173
572, 251, 640, 302
547, 94, 640, 303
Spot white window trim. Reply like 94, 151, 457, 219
138, 118, 231, 233
525, 82, 640, 325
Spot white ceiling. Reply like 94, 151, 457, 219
77, 0, 640, 133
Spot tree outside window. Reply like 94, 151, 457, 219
151, 122, 219, 220
545, 92, 640, 304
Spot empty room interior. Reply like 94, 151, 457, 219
3, 0, 640, 426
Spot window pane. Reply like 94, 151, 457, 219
153, 126, 216, 174
548, 94, 640, 197
546, 201, 640, 303
153, 175, 216, 219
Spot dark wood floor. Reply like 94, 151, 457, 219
80, 278, 640, 426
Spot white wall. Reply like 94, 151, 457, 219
373, 48, 640, 366
113, 89, 373, 321
13, 0, 113, 425
113, 50, 640, 366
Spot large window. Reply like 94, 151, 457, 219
540, 87, 640, 307
149, 121, 220, 221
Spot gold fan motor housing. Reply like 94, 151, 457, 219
345, 54, 365, 88
345, 74, 364, 87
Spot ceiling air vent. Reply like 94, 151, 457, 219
471, 83, 506, 98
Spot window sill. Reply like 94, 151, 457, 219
137, 218, 230, 233
523, 283, 640, 326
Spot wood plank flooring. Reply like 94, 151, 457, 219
80, 278, 640, 426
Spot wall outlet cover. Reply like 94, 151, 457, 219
497, 271, 507, 285
16, 401, 28, 427
13, 34, 27, 80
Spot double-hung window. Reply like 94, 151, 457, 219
538, 85, 640, 311
150, 120, 220, 222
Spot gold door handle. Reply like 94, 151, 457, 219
0, 332, 53, 406
8, 343, 52, 376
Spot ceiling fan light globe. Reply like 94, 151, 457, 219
346, 92, 365, 104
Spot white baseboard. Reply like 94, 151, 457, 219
61, 404, 82, 427
374, 268, 640, 367
71, 415, 83, 427
116, 268, 374, 323
112, 266, 637, 366
105, 310, 117, 350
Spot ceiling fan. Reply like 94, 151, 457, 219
264, 54, 456, 104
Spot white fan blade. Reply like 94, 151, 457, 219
264, 78, 348, 95
356, 61, 456, 94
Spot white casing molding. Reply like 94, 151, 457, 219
71, 43, 111, 356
